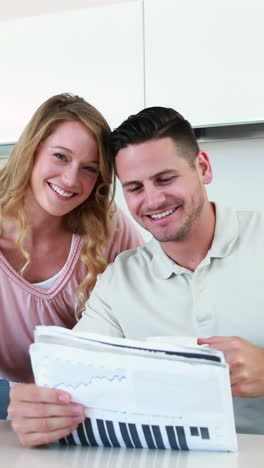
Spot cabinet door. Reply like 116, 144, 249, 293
144, 0, 264, 126
0, 1, 144, 142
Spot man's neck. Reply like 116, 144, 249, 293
160, 202, 216, 272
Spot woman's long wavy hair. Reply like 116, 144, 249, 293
0, 93, 114, 318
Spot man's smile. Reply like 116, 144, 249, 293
148, 207, 177, 220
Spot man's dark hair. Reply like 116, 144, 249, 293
109, 106, 200, 166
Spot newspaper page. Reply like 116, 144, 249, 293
29, 326, 237, 452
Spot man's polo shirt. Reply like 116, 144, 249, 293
75, 204, 264, 434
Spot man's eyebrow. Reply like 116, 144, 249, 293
122, 180, 140, 188
152, 169, 177, 178
122, 169, 177, 187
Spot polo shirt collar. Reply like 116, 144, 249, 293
209, 203, 239, 258
149, 238, 180, 279
149, 203, 239, 279
150, 238, 193, 279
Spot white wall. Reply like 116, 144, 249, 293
0, 2, 144, 142
0, 0, 131, 20
144, 0, 264, 126
204, 137, 264, 212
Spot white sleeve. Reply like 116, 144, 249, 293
73, 267, 124, 338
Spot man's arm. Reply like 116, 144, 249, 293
198, 336, 264, 398
74, 264, 124, 336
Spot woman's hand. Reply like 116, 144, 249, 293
8, 383, 86, 447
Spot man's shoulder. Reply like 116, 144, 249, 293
94, 240, 155, 290
235, 207, 264, 230
212, 204, 264, 253
110, 238, 155, 269
226, 206, 264, 245
217, 204, 264, 229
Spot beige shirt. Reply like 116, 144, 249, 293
75, 204, 264, 435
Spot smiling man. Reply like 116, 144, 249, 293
114, 126, 214, 270
10, 107, 264, 445
76, 107, 264, 434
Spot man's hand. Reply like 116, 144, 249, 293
198, 336, 264, 398
8, 384, 86, 447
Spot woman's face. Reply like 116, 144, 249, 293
29, 120, 99, 218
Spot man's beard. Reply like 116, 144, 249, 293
149, 194, 205, 243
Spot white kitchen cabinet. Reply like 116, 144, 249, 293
0, 0, 144, 142
144, 0, 264, 126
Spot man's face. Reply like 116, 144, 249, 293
116, 137, 212, 242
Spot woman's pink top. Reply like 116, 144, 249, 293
0, 208, 144, 382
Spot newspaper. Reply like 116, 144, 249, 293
29, 326, 237, 452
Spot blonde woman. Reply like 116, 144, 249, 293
0, 93, 143, 385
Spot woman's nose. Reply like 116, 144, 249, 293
62, 165, 79, 187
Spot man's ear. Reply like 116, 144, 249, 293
196, 151, 213, 185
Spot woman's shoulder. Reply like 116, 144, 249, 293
105, 205, 144, 263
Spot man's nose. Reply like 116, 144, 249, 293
144, 186, 166, 208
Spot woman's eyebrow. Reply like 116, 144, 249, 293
50, 145, 73, 153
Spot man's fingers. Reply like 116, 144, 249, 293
198, 336, 228, 345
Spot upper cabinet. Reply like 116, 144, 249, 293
144, 0, 264, 126
0, 0, 144, 142
1, 0, 263, 139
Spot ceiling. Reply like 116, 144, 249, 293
0, 0, 134, 21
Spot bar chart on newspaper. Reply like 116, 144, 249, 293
29, 326, 237, 452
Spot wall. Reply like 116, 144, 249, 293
144, 0, 264, 126
204, 137, 264, 212
0, 2, 144, 142
0, 0, 130, 20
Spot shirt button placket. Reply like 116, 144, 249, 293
192, 268, 214, 336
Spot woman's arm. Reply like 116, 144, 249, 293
8, 384, 85, 447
